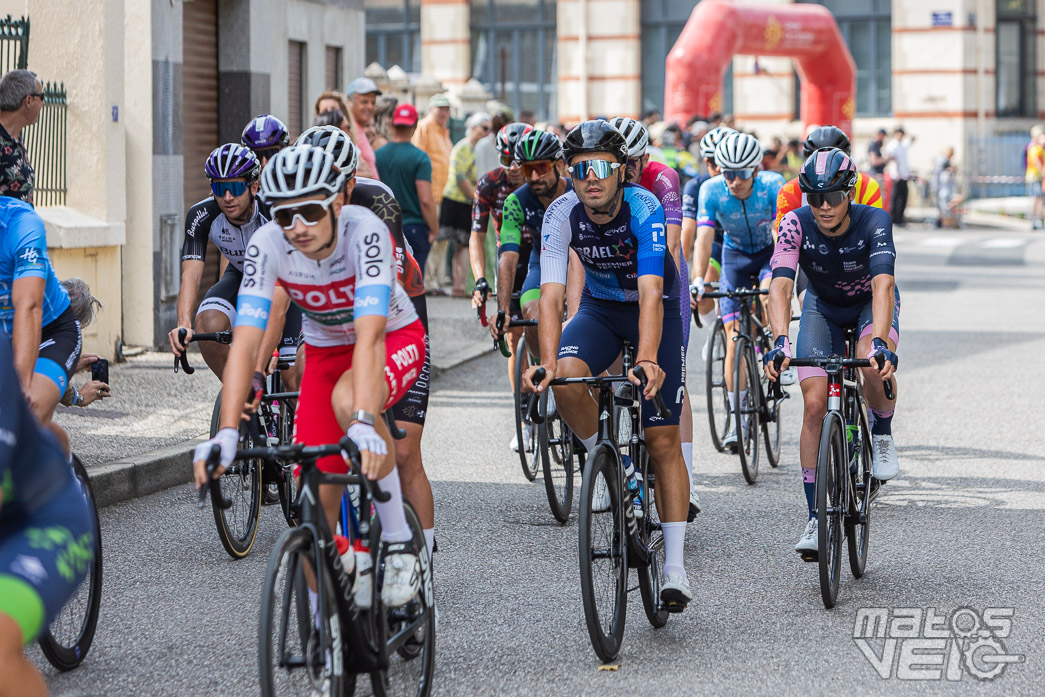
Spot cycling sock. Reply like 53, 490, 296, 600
309, 589, 320, 629
699, 309, 717, 328
870, 406, 894, 436
728, 390, 735, 411
681, 441, 693, 491
739, 389, 748, 428
423, 528, 435, 559
803, 467, 816, 519
662, 522, 687, 579
374, 469, 413, 543
579, 432, 598, 454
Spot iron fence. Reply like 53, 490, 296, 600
0, 15, 28, 75
22, 81, 66, 207
965, 132, 1029, 200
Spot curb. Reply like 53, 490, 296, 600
429, 343, 496, 379
87, 434, 206, 508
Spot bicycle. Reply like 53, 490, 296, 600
200, 434, 436, 697
692, 290, 730, 453
529, 346, 674, 663
780, 328, 895, 609
37, 454, 103, 671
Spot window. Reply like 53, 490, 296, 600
800, 0, 891, 117
365, 0, 421, 73
641, 0, 733, 117
470, 1, 556, 121
996, 0, 1036, 117
288, 40, 306, 138
325, 46, 342, 91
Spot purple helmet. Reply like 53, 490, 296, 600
241, 114, 289, 150
205, 143, 260, 182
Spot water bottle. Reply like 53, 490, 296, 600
622, 455, 640, 499
353, 540, 373, 609
334, 534, 355, 577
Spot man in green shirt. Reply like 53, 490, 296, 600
375, 103, 439, 273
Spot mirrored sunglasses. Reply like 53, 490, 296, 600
807, 191, 849, 208
722, 168, 754, 181
567, 160, 622, 181
271, 193, 337, 230
211, 181, 248, 198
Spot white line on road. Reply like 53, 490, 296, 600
920, 236, 963, 248
980, 238, 1027, 249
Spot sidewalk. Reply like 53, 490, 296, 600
57, 295, 492, 507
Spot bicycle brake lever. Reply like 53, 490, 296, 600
175, 328, 195, 375
199, 444, 232, 510
494, 310, 511, 357
632, 365, 671, 420
874, 351, 896, 400
527, 367, 547, 425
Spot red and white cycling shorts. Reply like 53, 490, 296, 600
295, 319, 426, 473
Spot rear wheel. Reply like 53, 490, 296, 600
734, 338, 761, 484
846, 412, 872, 578
540, 390, 578, 524
763, 377, 783, 468
513, 336, 539, 481
212, 421, 262, 559
704, 319, 730, 452
578, 446, 627, 663
38, 455, 103, 671
816, 417, 845, 609
635, 451, 667, 629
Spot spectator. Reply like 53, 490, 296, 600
0, 69, 43, 204
474, 110, 510, 178
782, 138, 803, 179
412, 93, 454, 292
440, 111, 491, 297
370, 95, 399, 151
312, 90, 377, 178
374, 103, 439, 275
57, 278, 110, 408
642, 109, 661, 126
867, 128, 888, 181
345, 76, 383, 178
518, 109, 536, 126
1025, 125, 1045, 229
885, 127, 916, 226
931, 147, 962, 229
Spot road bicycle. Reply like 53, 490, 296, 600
780, 328, 895, 608
37, 454, 103, 671
530, 345, 674, 662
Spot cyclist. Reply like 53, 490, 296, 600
683, 125, 735, 341
0, 334, 95, 697
168, 144, 303, 387
611, 116, 701, 519
524, 121, 692, 610
0, 195, 79, 453
280, 125, 436, 560
692, 132, 784, 448
193, 145, 426, 607
763, 148, 899, 559
241, 113, 289, 169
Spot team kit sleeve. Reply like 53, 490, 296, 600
538, 195, 573, 287
867, 208, 897, 278
471, 175, 492, 233
632, 190, 669, 279
11, 209, 52, 281
352, 217, 398, 319
498, 193, 525, 254
234, 226, 281, 330
695, 178, 718, 229
681, 177, 701, 221
181, 200, 215, 263
770, 211, 803, 281
652, 166, 683, 226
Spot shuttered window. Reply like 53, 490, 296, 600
325, 46, 342, 91
288, 40, 306, 139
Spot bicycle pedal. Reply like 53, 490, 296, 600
799, 551, 818, 563
659, 597, 688, 614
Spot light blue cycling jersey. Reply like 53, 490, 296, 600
0, 197, 69, 334
695, 171, 784, 255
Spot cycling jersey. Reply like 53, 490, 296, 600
505, 179, 572, 303
541, 185, 679, 303
471, 167, 520, 243
236, 205, 418, 347
771, 203, 896, 307
774, 172, 882, 230
638, 162, 682, 226
181, 198, 268, 273
682, 172, 724, 272
352, 177, 425, 298
696, 171, 784, 255
0, 197, 70, 334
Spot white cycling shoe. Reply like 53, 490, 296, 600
509, 421, 535, 453
660, 573, 693, 612
380, 542, 421, 608
722, 422, 738, 449
779, 367, 798, 386
795, 518, 818, 560
591, 472, 611, 512
871, 434, 899, 480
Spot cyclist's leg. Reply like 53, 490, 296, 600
856, 286, 901, 418
29, 308, 82, 452
719, 247, 749, 415
194, 266, 241, 377
520, 252, 541, 357
505, 295, 524, 392
0, 614, 47, 697
676, 252, 695, 494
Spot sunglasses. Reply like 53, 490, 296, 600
520, 160, 553, 178
211, 181, 248, 198
271, 193, 337, 230
722, 168, 754, 181
252, 147, 281, 161
499, 153, 517, 168
807, 191, 849, 208
626, 157, 644, 169
567, 160, 622, 181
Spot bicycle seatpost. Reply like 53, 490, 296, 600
175, 328, 195, 375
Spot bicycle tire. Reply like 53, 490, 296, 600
734, 338, 761, 484
208, 389, 222, 438
259, 527, 344, 697
846, 409, 872, 578
38, 455, 103, 671
635, 448, 668, 629
513, 335, 539, 482
274, 397, 299, 527
704, 319, 731, 453
762, 376, 783, 468
212, 421, 262, 559
816, 416, 845, 609
540, 391, 577, 524
578, 446, 628, 663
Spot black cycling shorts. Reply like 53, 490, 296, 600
391, 294, 430, 426
35, 306, 82, 396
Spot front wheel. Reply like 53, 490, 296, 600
846, 412, 872, 578
762, 376, 783, 468
704, 319, 730, 452
816, 417, 845, 609
636, 455, 667, 629
212, 421, 262, 558
540, 391, 579, 524
38, 455, 103, 671
734, 338, 761, 484
513, 336, 539, 482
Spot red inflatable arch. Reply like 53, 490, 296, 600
664, 0, 856, 136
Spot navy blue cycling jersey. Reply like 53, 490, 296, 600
696, 171, 784, 254
682, 172, 723, 247
540, 184, 677, 303
0, 197, 70, 334
771, 203, 896, 307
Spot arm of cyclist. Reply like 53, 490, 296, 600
168, 259, 204, 354
10, 276, 44, 392
469, 178, 492, 309
246, 286, 292, 413
492, 192, 527, 337
764, 210, 803, 380
632, 274, 665, 398
526, 281, 565, 393
493, 251, 518, 339
868, 274, 897, 380
680, 176, 701, 269
348, 314, 390, 480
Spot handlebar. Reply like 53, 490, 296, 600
198, 444, 232, 510
526, 364, 671, 425
174, 329, 233, 374
476, 283, 490, 327
493, 311, 538, 358
701, 287, 768, 300
773, 353, 895, 400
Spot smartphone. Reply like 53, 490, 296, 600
92, 358, 109, 386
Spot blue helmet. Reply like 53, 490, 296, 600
205, 143, 260, 182
241, 114, 290, 151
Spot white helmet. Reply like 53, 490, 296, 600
700, 126, 737, 159
295, 126, 359, 177
608, 116, 649, 158
260, 145, 345, 203
714, 132, 762, 170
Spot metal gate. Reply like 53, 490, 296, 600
966, 133, 1030, 199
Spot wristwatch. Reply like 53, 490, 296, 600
350, 410, 376, 426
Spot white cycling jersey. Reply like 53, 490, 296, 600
234, 204, 418, 346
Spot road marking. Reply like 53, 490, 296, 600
980, 238, 1026, 249
921, 236, 963, 248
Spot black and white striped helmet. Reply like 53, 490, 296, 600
295, 126, 359, 177
260, 145, 345, 203
714, 132, 762, 170
608, 117, 649, 158
699, 126, 737, 159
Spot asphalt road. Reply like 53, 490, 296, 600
35, 226, 1045, 696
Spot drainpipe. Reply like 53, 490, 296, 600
579, 0, 589, 120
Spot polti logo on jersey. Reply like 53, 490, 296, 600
283, 280, 356, 310
391, 343, 420, 370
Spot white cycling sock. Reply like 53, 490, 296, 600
580, 432, 598, 454
681, 441, 693, 491
374, 469, 413, 543
662, 522, 687, 579
699, 309, 717, 328
739, 389, 749, 429
728, 390, 735, 411
423, 528, 435, 559
309, 588, 320, 630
